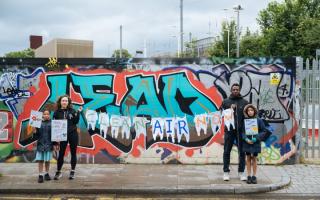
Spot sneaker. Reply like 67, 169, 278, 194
246, 176, 252, 184
69, 170, 75, 180
54, 171, 62, 180
251, 176, 257, 184
239, 172, 247, 181
223, 172, 230, 181
44, 173, 51, 181
38, 175, 44, 183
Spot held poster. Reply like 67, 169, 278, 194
244, 118, 258, 136
51, 120, 68, 141
29, 110, 43, 128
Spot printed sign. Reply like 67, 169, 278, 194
244, 118, 258, 136
51, 120, 68, 141
29, 110, 43, 128
270, 73, 281, 85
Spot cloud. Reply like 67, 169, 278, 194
0, 0, 279, 57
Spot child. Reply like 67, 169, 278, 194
242, 104, 266, 184
32, 109, 58, 183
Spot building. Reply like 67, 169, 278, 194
29, 35, 43, 49
35, 38, 93, 58
185, 37, 215, 57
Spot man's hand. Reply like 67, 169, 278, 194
231, 104, 237, 109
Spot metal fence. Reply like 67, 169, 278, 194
298, 58, 320, 159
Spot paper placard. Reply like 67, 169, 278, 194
51, 120, 68, 141
244, 118, 258, 136
29, 110, 43, 128
222, 108, 235, 131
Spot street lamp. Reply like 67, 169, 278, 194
233, 5, 243, 58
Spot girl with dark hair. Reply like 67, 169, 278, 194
32, 109, 58, 183
53, 95, 82, 180
242, 104, 267, 184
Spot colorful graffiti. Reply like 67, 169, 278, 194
0, 57, 298, 164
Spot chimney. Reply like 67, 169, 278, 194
29, 35, 43, 49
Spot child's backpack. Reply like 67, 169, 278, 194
260, 119, 274, 142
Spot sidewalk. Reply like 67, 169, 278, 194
0, 163, 289, 195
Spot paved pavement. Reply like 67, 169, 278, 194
0, 163, 289, 195
271, 164, 320, 195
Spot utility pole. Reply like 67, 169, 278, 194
233, 5, 243, 58
180, 0, 183, 57
120, 25, 123, 58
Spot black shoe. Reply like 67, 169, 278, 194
69, 170, 75, 180
251, 176, 257, 184
246, 176, 252, 184
44, 173, 51, 181
54, 171, 62, 180
38, 175, 44, 183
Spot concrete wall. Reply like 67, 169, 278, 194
0, 57, 298, 164
35, 40, 57, 58
35, 39, 93, 58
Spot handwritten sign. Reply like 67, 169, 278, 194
29, 110, 43, 128
51, 120, 67, 141
244, 118, 258, 136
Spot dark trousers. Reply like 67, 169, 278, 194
223, 130, 245, 173
57, 131, 78, 171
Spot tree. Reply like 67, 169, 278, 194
240, 30, 264, 57
5, 48, 35, 58
207, 20, 237, 58
257, 0, 320, 58
112, 49, 132, 58
184, 38, 198, 57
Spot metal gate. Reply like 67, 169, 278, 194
298, 58, 320, 160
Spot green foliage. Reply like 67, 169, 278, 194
240, 31, 264, 57
184, 38, 198, 57
4, 48, 35, 58
207, 20, 237, 58
208, 0, 320, 58
112, 49, 132, 58
257, 0, 320, 58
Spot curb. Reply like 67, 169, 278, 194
0, 177, 290, 195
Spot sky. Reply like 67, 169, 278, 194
0, 0, 281, 57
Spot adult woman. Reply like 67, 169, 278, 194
53, 95, 82, 180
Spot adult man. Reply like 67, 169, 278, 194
220, 83, 249, 181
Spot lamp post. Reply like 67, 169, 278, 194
233, 5, 243, 58
180, 0, 184, 57
120, 25, 123, 58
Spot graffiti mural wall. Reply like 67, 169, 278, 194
0, 57, 298, 164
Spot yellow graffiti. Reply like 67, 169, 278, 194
258, 145, 281, 164
45, 57, 58, 68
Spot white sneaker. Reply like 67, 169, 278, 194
223, 172, 230, 181
239, 172, 247, 181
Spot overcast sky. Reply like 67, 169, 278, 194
0, 0, 281, 57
